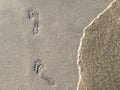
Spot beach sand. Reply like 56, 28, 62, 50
0, 0, 112, 90
78, 0, 120, 89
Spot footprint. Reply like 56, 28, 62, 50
27, 8, 40, 35
41, 72, 56, 86
33, 20, 39, 35
27, 8, 39, 20
33, 59, 44, 74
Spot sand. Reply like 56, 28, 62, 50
78, 0, 120, 89
0, 0, 112, 90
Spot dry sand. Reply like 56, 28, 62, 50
0, 0, 112, 90
78, 0, 120, 89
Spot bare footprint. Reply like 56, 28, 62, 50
33, 20, 40, 35
33, 59, 44, 74
27, 8, 40, 35
27, 8, 40, 20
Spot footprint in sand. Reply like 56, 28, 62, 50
33, 59, 56, 86
33, 59, 44, 74
27, 8, 40, 35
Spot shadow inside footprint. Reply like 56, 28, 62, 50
33, 20, 39, 35
33, 59, 44, 74
27, 8, 39, 20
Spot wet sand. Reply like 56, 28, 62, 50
78, 0, 120, 89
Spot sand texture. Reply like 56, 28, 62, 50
0, 0, 112, 90
78, 0, 120, 90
